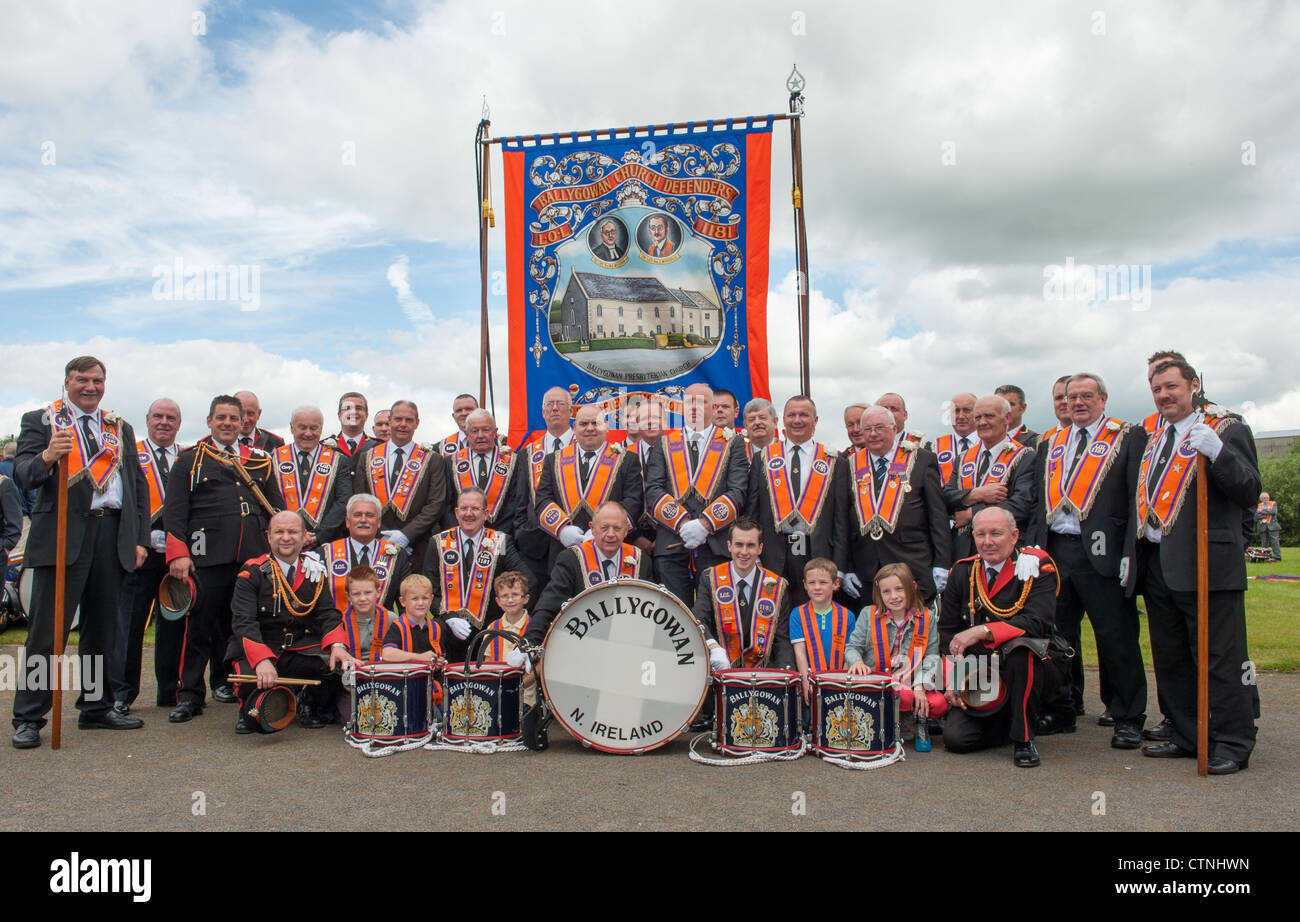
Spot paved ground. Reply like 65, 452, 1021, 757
2, 646, 1296, 832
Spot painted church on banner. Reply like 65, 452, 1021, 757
555, 270, 722, 345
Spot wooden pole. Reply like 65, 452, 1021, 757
478, 119, 492, 410
789, 113, 811, 397
51, 458, 70, 750
1195, 454, 1209, 776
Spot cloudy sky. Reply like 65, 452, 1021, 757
1, 0, 1297, 444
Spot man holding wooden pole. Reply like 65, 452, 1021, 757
1136, 358, 1260, 775
11, 356, 150, 749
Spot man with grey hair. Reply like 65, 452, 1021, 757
1026, 371, 1148, 748
234, 389, 284, 451
741, 397, 779, 461
933, 392, 979, 490
439, 408, 525, 533
943, 395, 1037, 560
272, 405, 352, 548
516, 386, 576, 590
842, 402, 870, 454
319, 492, 409, 610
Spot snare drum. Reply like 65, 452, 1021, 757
244, 686, 297, 733
349, 663, 432, 744
541, 579, 710, 754
810, 671, 899, 759
441, 662, 524, 744
712, 668, 802, 755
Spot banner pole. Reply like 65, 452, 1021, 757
477, 101, 495, 415
787, 67, 811, 396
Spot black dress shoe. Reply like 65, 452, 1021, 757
235, 715, 255, 735
297, 704, 326, 729
11, 723, 41, 749
112, 701, 131, 717
1207, 755, 1249, 775
1142, 741, 1194, 758
169, 700, 203, 723
1097, 710, 1116, 727
1141, 718, 1173, 741
1073, 703, 1086, 716
79, 711, 144, 730
1013, 741, 1041, 768
1035, 712, 1077, 736
212, 685, 238, 704
688, 717, 712, 732
1111, 724, 1142, 749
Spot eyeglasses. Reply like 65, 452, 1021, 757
543, 400, 569, 409
861, 424, 892, 434
1066, 393, 1099, 402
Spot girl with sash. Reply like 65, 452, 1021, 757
846, 563, 947, 737
790, 558, 856, 703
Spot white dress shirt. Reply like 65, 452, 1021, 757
1048, 417, 1105, 536
78, 411, 122, 511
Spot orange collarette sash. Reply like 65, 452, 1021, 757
651, 430, 736, 534
866, 604, 930, 684
712, 564, 784, 667
437, 528, 503, 627
135, 439, 167, 522
956, 441, 1029, 491
273, 444, 339, 528
341, 605, 392, 663
760, 441, 835, 530
794, 602, 849, 672
1141, 412, 1162, 436
849, 443, 917, 538
322, 538, 399, 604
367, 441, 430, 519
576, 541, 640, 587
484, 614, 532, 660
1042, 420, 1125, 521
438, 433, 462, 456
1135, 415, 1235, 535
933, 434, 959, 485
48, 400, 121, 493
449, 445, 516, 520
538, 444, 623, 537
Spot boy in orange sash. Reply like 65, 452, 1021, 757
332, 564, 392, 722
790, 558, 856, 703
381, 574, 446, 667
482, 571, 537, 711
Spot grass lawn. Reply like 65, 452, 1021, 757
5, 549, 1299, 670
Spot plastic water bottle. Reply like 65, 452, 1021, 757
914, 715, 931, 752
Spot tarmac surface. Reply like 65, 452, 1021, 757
2, 646, 1297, 832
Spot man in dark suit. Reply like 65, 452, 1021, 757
234, 389, 284, 451
1026, 372, 1147, 746
12, 355, 151, 749
842, 405, 951, 606
164, 395, 284, 723
319, 493, 410, 611
323, 391, 381, 472
350, 400, 448, 572
111, 397, 183, 715
272, 405, 352, 548
692, 517, 793, 670
524, 501, 655, 646
439, 409, 526, 534
996, 384, 1040, 446
745, 395, 848, 606
1138, 359, 1260, 774
514, 387, 576, 590
943, 395, 1037, 560
644, 383, 748, 607
533, 403, 642, 572
424, 487, 536, 663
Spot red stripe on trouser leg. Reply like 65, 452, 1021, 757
1020, 655, 1034, 742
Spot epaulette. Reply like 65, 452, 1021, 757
1019, 546, 1051, 560
321, 436, 339, 448
248, 553, 270, 570
955, 554, 980, 565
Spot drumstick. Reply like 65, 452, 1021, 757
226, 674, 322, 687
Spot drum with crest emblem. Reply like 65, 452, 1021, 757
712, 667, 802, 755
809, 671, 899, 760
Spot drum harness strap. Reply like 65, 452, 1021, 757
341, 661, 436, 758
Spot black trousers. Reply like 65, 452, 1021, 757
110, 551, 179, 707
655, 547, 727, 609
231, 651, 339, 713
13, 511, 123, 727
1138, 541, 1256, 763
176, 563, 239, 706
1047, 533, 1147, 725
942, 646, 1047, 751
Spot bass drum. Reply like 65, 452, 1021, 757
540, 579, 710, 754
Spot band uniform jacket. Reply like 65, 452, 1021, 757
163, 437, 284, 568
15, 408, 150, 570
938, 550, 1057, 651
225, 552, 346, 666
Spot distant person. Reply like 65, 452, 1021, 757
1254, 492, 1281, 561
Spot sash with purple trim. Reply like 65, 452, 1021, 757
367, 441, 430, 519
933, 434, 960, 485
386, 615, 444, 655
273, 444, 340, 528
1141, 412, 1162, 436
865, 604, 930, 684
341, 605, 393, 663
652, 429, 736, 533
322, 538, 399, 604
437, 527, 503, 627
576, 541, 640, 586
1042, 419, 1126, 521
759, 441, 836, 530
437, 432, 463, 456
849, 441, 918, 539
793, 602, 850, 672
956, 441, 1029, 491
484, 614, 531, 661
538, 443, 624, 538
711, 564, 784, 667
1135, 414, 1235, 535
135, 439, 167, 522
47, 400, 121, 493
449, 445, 516, 521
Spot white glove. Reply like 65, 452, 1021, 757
380, 529, 409, 550
559, 524, 585, 547
1186, 423, 1223, 462
1118, 556, 1130, 585
149, 529, 167, 553
708, 643, 731, 672
446, 617, 472, 640
581, 529, 594, 544
839, 571, 863, 599
679, 519, 709, 549
1015, 552, 1040, 581
506, 647, 533, 674
932, 566, 949, 593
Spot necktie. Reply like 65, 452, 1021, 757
79, 415, 100, 455
552, 437, 562, 454
1147, 427, 1177, 501
977, 448, 991, 484
286, 563, 296, 585
298, 450, 311, 489
462, 538, 474, 592
391, 446, 405, 484
791, 445, 803, 497
873, 455, 887, 490
1068, 428, 1089, 478
985, 566, 997, 592
477, 454, 489, 489
959, 436, 969, 453
602, 559, 614, 582
347, 438, 357, 454
689, 436, 701, 475
738, 578, 753, 647
155, 446, 170, 476
738, 577, 751, 615
358, 544, 370, 568
580, 451, 594, 487
241, 436, 253, 449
